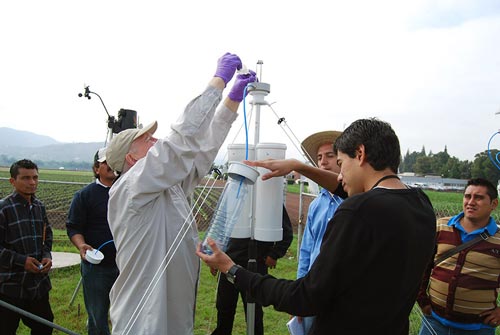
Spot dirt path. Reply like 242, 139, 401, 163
284, 192, 315, 233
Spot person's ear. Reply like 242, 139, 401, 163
491, 198, 498, 211
356, 144, 367, 164
124, 153, 137, 167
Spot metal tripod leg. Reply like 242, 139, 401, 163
69, 276, 83, 306
246, 239, 258, 335
0, 298, 80, 335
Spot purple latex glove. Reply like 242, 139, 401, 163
214, 52, 242, 85
228, 70, 258, 102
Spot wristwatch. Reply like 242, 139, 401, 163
225, 264, 243, 284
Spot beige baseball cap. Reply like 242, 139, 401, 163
106, 121, 158, 173
301, 130, 342, 166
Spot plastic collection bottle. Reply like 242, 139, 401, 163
201, 162, 258, 255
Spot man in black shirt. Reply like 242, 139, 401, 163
66, 148, 119, 335
198, 118, 436, 335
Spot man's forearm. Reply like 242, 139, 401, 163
295, 163, 339, 192
208, 76, 239, 113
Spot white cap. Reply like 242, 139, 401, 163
94, 147, 107, 163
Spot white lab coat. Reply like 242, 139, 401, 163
108, 86, 237, 335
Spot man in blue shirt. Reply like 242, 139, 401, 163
295, 130, 346, 334
417, 178, 500, 335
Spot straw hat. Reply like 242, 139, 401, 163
301, 130, 342, 166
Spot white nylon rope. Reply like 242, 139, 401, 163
268, 104, 319, 168
413, 305, 437, 335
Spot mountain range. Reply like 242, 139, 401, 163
0, 127, 103, 166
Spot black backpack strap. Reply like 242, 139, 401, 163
434, 231, 490, 267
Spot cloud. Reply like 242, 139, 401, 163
407, 0, 500, 30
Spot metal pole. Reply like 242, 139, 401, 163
69, 276, 83, 306
246, 93, 261, 335
297, 180, 304, 260
245, 62, 271, 335
0, 298, 81, 335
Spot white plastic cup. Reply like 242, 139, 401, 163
85, 249, 104, 264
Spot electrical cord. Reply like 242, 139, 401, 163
487, 131, 500, 170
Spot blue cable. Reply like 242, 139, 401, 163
487, 131, 500, 170
243, 84, 250, 160
87, 240, 114, 267
236, 84, 252, 197
96, 239, 114, 253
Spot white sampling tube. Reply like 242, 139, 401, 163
253, 143, 287, 242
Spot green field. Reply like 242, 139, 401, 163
0, 167, 94, 182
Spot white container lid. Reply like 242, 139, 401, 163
256, 142, 287, 150
227, 162, 259, 184
85, 249, 104, 264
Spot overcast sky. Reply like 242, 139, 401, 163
2, 0, 500, 163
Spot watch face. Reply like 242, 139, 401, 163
226, 265, 240, 284
226, 273, 235, 284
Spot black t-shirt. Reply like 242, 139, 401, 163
235, 187, 436, 335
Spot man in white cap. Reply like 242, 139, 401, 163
66, 147, 118, 335
105, 52, 257, 335
294, 130, 346, 334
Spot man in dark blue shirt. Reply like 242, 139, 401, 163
0, 159, 54, 334
66, 148, 118, 335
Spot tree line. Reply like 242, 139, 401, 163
400, 146, 500, 183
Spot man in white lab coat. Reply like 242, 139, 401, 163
105, 52, 257, 335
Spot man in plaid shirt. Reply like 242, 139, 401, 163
0, 159, 54, 334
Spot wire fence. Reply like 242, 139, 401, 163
2, 177, 500, 334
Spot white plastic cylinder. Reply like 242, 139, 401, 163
227, 144, 254, 238
254, 143, 287, 242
